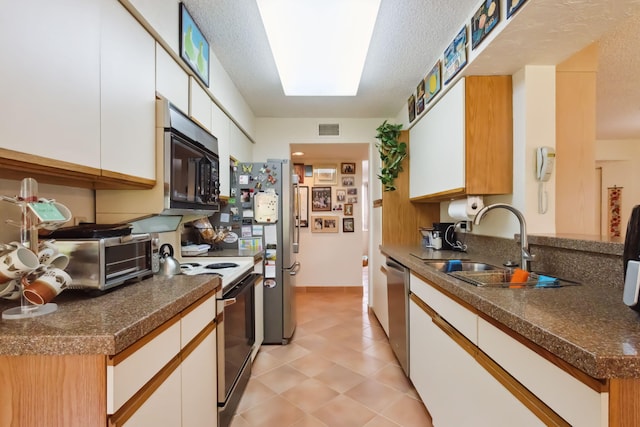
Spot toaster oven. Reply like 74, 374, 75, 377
54, 233, 153, 291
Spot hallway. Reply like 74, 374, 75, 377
230, 283, 433, 427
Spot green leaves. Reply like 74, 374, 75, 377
375, 121, 405, 192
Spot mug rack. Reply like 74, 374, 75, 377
0, 178, 71, 319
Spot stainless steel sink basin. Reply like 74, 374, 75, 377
424, 260, 502, 273
448, 270, 580, 288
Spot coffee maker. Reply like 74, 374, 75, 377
421, 222, 456, 250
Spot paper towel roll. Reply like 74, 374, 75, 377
448, 196, 484, 220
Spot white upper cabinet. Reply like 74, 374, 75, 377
212, 103, 231, 197
100, 0, 156, 180
127, 0, 180, 53
0, 0, 101, 168
189, 77, 212, 131
156, 44, 189, 115
409, 76, 513, 201
410, 79, 466, 199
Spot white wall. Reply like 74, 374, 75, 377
255, 118, 386, 287
0, 179, 95, 244
438, 66, 557, 240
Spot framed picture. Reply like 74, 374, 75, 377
416, 79, 425, 115
347, 196, 358, 204
408, 94, 416, 122
342, 176, 355, 187
304, 165, 313, 177
344, 203, 354, 216
343, 218, 355, 233
424, 61, 441, 104
336, 189, 346, 202
471, 0, 500, 50
179, 3, 210, 87
347, 188, 357, 196
507, 0, 527, 18
313, 164, 338, 185
293, 163, 305, 184
341, 162, 356, 174
443, 26, 467, 84
311, 186, 332, 211
311, 216, 338, 233
296, 186, 309, 227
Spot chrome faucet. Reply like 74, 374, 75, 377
473, 203, 536, 271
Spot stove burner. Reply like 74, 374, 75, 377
205, 262, 240, 269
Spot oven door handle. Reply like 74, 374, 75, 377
218, 297, 237, 308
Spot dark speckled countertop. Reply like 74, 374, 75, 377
382, 244, 640, 379
0, 274, 220, 356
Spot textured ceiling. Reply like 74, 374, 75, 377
183, 0, 640, 139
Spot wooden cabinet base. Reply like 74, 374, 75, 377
0, 354, 107, 427
0, 148, 155, 190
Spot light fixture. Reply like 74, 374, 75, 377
292, 151, 305, 156
256, 0, 381, 96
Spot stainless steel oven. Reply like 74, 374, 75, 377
217, 271, 260, 427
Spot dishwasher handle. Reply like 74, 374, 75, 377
386, 258, 407, 274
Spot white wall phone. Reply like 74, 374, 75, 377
536, 146, 555, 182
536, 146, 555, 213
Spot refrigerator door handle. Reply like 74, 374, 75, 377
293, 179, 300, 253
285, 261, 301, 276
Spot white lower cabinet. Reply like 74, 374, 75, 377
109, 292, 218, 427
478, 318, 608, 426
409, 296, 543, 427
182, 324, 218, 427
121, 366, 182, 427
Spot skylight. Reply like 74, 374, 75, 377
256, 0, 381, 96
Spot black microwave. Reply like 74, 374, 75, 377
159, 100, 220, 215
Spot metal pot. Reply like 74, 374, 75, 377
157, 243, 181, 276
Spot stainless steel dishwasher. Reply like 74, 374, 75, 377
386, 257, 410, 376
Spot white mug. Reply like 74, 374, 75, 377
23, 267, 72, 305
0, 243, 40, 284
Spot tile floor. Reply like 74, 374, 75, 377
230, 272, 433, 427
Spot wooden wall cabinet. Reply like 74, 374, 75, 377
409, 76, 513, 202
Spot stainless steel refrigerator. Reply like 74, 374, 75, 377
233, 159, 299, 344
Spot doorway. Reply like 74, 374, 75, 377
289, 143, 370, 290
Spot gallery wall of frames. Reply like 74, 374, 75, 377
407, 0, 527, 123
293, 163, 358, 233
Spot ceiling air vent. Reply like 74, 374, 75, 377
318, 123, 340, 136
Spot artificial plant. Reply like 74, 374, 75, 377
375, 120, 406, 191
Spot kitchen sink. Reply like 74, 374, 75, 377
448, 270, 581, 288
424, 260, 502, 273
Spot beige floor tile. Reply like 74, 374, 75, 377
381, 395, 433, 427
287, 352, 337, 377
312, 395, 377, 427
281, 378, 339, 412
290, 414, 329, 427
344, 378, 404, 413
240, 395, 306, 427
363, 416, 402, 427
236, 378, 277, 413
256, 364, 309, 394
313, 363, 366, 393
372, 364, 415, 394
233, 275, 432, 427
251, 350, 288, 376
